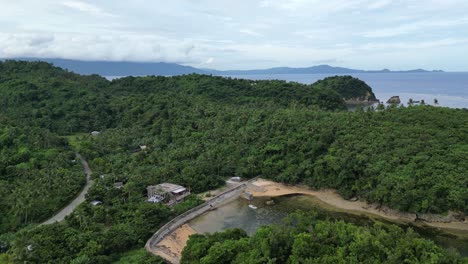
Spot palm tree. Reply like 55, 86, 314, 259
408, 98, 414, 106
434, 98, 439, 105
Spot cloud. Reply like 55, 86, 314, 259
239, 29, 262, 37
0, 32, 205, 64
360, 38, 468, 50
204, 57, 214, 64
368, 0, 392, 10
28, 35, 55, 47
1, 0, 468, 70
61, 1, 114, 17
363, 17, 468, 38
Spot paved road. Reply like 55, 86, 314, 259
41, 153, 93, 225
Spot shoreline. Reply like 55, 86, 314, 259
248, 179, 468, 236
151, 179, 467, 263
154, 224, 196, 264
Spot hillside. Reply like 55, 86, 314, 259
312, 75, 379, 103
0, 61, 466, 263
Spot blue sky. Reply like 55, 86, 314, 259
1, 0, 468, 71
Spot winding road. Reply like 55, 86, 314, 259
41, 153, 93, 225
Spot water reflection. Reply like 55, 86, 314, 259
189, 194, 468, 256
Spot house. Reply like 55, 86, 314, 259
114, 182, 124, 189
91, 131, 100, 137
147, 183, 190, 206
140, 145, 147, 150
230, 176, 242, 182
91, 200, 102, 206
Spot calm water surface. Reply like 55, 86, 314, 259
189, 195, 468, 256
225, 73, 468, 109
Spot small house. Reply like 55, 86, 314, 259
230, 176, 242, 182
147, 183, 190, 206
91, 200, 102, 206
114, 182, 124, 189
91, 131, 100, 137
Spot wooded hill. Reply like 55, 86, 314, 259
0, 60, 466, 263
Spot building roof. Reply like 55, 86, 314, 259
148, 183, 186, 194
91, 200, 102, 206
172, 187, 187, 194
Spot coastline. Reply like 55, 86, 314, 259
248, 179, 468, 236
151, 178, 467, 263
154, 224, 196, 264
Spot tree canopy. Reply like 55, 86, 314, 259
0, 61, 466, 263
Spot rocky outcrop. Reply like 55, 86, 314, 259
386, 96, 401, 104
416, 211, 466, 223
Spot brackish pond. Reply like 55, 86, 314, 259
189, 194, 468, 256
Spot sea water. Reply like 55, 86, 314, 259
224, 73, 468, 109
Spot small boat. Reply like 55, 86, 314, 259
248, 204, 258, 210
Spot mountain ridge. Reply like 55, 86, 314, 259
2, 58, 444, 76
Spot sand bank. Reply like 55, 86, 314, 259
249, 179, 468, 235
154, 224, 196, 264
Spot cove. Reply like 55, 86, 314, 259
188, 194, 468, 257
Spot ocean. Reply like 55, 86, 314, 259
224, 73, 468, 109
107, 72, 468, 108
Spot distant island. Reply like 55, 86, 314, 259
2, 58, 444, 76
210, 65, 445, 75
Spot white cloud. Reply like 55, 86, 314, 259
0, 32, 204, 64
360, 38, 468, 50
0, 0, 468, 70
61, 1, 114, 17
368, 0, 393, 10
363, 17, 468, 38
239, 29, 262, 37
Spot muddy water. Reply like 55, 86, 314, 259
189, 194, 468, 256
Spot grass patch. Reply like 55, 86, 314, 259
63, 133, 88, 149
0, 254, 12, 264
113, 249, 164, 264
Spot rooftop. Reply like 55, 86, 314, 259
148, 183, 186, 194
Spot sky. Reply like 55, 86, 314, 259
1, 0, 468, 71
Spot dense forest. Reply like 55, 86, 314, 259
312, 75, 378, 102
181, 211, 463, 263
0, 121, 83, 233
0, 60, 466, 263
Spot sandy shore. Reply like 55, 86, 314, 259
155, 224, 197, 264
151, 179, 467, 263
249, 179, 468, 235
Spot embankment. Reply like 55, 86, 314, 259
145, 179, 256, 262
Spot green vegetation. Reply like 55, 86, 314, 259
0, 123, 84, 233
181, 211, 464, 263
313, 75, 378, 101
113, 249, 164, 264
0, 61, 466, 262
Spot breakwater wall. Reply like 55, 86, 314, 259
145, 179, 258, 256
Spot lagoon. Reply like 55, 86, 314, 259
189, 195, 468, 257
